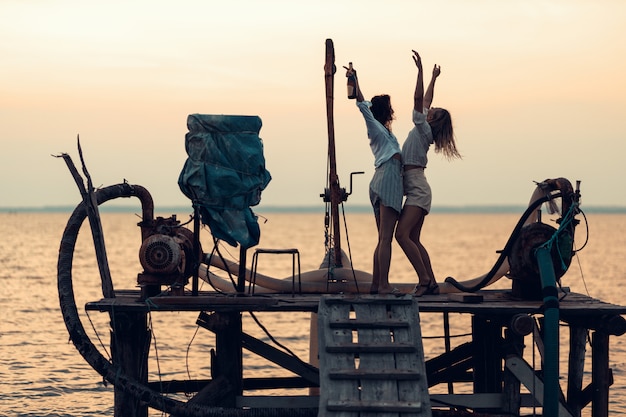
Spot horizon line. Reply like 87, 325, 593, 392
1, 204, 625, 214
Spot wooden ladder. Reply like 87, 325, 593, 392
317, 295, 431, 417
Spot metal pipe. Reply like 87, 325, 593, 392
535, 246, 560, 416
445, 192, 561, 292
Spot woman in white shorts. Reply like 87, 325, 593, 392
396, 50, 461, 296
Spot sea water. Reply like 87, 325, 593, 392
0, 210, 625, 416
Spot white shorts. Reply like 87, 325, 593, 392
403, 168, 431, 213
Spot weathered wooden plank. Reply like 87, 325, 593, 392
502, 330, 524, 416
327, 399, 422, 413
447, 293, 484, 303
353, 302, 397, 417
318, 300, 359, 417
240, 332, 319, 385
236, 395, 319, 408
329, 319, 410, 329
85, 290, 626, 318
392, 299, 430, 417
323, 295, 413, 305
329, 369, 422, 380
505, 356, 573, 417
325, 343, 417, 354
318, 295, 431, 417
148, 376, 313, 393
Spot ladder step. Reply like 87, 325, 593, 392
327, 399, 423, 413
329, 368, 422, 380
326, 342, 416, 354
318, 295, 431, 416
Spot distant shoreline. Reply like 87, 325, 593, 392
1, 204, 625, 214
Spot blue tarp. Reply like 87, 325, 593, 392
178, 114, 271, 248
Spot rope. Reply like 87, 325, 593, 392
537, 201, 579, 271
340, 202, 359, 293
85, 310, 112, 360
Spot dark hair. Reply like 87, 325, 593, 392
429, 108, 461, 160
370, 95, 394, 129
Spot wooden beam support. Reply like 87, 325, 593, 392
592, 331, 610, 417
505, 356, 573, 417
111, 311, 150, 417
567, 325, 587, 417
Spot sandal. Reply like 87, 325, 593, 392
412, 280, 440, 297
391, 287, 404, 296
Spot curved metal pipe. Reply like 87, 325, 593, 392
131, 183, 155, 241
446, 178, 578, 293
444, 192, 561, 292
57, 183, 316, 417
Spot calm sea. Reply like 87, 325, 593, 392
1, 210, 625, 416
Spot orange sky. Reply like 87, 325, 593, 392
1, 1, 625, 209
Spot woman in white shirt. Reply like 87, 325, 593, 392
348, 65, 404, 295
397, 50, 461, 296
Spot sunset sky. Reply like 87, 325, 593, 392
2, 0, 625, 210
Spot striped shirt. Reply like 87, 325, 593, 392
357, 101, 402, 168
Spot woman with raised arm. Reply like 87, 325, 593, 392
396, 50, 461, 296
346, 63, 404, 295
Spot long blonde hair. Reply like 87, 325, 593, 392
430, 108, 461, 160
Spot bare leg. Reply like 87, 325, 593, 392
373, 204, 398, 294
371, 210, 381, 294
395, 205, 433, 287
408, 213, 436, 282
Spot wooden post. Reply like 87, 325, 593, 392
192, 202, 200, 296
59, 150, 115, 298
592, 331, 610, 417
111, 311, 150, 417
567, 326, 587, 417
324, 38, 343, 268
502, 329, 523, 416
443, 312, 454, 395
238, 246, 247, 294
212, 312, 243, 407
472, 315, 502, 394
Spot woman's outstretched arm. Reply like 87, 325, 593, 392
345, 64, 365, 102
412, 50, 424, 111
424, 64, 441, 109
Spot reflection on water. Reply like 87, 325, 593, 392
1, 212, 625, 416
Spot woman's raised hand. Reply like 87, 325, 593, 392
412, 50, 422, 69
432, 64, 441, 78
343, 64, 356, 77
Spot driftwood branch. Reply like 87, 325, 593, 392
55, 135, 115, 298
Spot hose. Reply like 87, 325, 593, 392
58, 182, 316, 417
444, 192, 562, 293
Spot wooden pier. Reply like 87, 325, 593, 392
85, 288, 626, 417
54, 35, 609, 416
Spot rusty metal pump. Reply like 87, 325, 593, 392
137, 215, 198, 298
